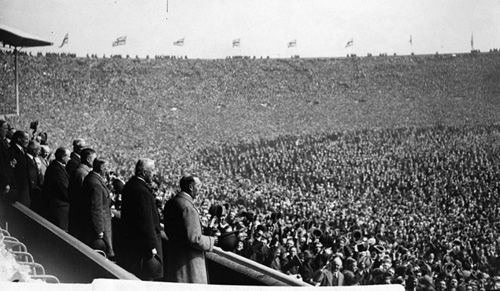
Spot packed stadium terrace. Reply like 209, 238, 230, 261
1, 50, 500, 289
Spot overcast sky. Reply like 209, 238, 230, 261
1, 0, 499, 58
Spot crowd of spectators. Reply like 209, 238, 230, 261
1, 53, 500, 289
3, 118, 499, 289
187, 125, 500, 290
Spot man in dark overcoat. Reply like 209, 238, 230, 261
8, 131, 31, 206
0, 120, 12, 197
66, 138, 86, 178
68, 148, 96, 240
119, 158, 163, 280
81, 158, 114, 257
43, 147, 71, 231
163, 175, 216, 283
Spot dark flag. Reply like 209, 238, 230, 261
173, 38, 185, 46
287, 39, 296, 48
345, 39, 354, 48
59, 33, 69, 48
112, 36, 127, 47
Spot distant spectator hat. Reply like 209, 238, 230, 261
209, 204, 224, 218
270, 211, 282, 221
218, 230, 239, 251
320, 234, 334, 248
352, 230, 362, 242
356, 243, 367, 252
256, 224, 267, 233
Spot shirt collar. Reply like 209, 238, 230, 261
178, 191, 193, 201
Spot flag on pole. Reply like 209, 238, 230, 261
471, 32, 474, 50
59, 33, 69, 48
409, 35, 413, 46
112, 36, 127, 47
345, 39, 354, 48
173, 38, 185, 46
287, 39, 297, 48
232, 38, 240, 47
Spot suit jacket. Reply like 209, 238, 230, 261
8, 143, 30, 206
65, 152, 80, 178
43, 160, 70, 231
163, 192, 215, 283
331, 270, 345, 286
82, 171, 114, 257
68, 164, 92, 238
120, 176, 163, 280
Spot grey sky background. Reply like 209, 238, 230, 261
1, 0, 499, 58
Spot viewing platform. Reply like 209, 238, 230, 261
0, 199, 308, 286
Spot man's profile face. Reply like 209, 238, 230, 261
88, 153, 97, 167
144, 162, 156, 181
0, 123, 8, 138
62, 150, 71, 164
19, 132, 30, 148
101, 162, 109, 175
191, 177, 202, 198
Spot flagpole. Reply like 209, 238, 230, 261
471, 32, 474, 51
15, 47, 19, 116
410, 35, 413, 55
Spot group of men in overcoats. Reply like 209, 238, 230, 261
119, 158, 217, 283
0, 126, 115, 258
1, 120, 218, 283
0, 123, 47, 209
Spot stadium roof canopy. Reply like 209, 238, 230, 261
0, 24, 52, 47
0, 24, 52, 117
